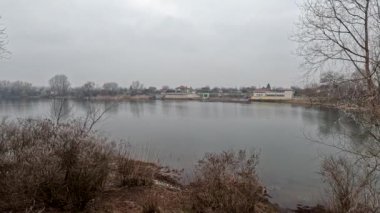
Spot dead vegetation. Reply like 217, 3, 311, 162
0, 117, 278, 213
0, 118, 112, 211
0, 99, 276, 212
0, 117, 182, 212
187, 150, 277, 213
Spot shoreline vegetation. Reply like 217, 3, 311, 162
1, 94, 365, 113
1, 74, 367, 113
0, 117, 279, 213
0, 75, 300, 105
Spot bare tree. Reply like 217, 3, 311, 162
103, 82, 118, 91
81, 102, 114, 133
130, 81, 144, 95
294, 0, 380, 104
49, 74, 70, 96
83, 81, 95, 92
50, 98, 113, 132
79, 81, 96, 98
320, 71, 345, 85
130, 81, 144, 91
0, 80, 37, 98
50, 98, 72, 125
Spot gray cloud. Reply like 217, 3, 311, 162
0, 0, 302, 88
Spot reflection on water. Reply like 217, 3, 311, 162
0, 100, 363, 208
50, 99, 72, 122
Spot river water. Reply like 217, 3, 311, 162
0, 99, 356, 207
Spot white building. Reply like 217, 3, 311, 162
251, 89, 294, 101
163, 93, 200, 100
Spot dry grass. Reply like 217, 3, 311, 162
115, 144, 156, 188
114, 143, 182, 190
0, 118, 277, 213
141, 192, 162, 213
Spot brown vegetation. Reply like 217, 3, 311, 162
0, 119, 111, 211
187, 150, 277, 213
0, 117, 277, 212
320, 156, 379, 213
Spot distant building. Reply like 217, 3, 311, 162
162, 85, 200, 100
163, 93, 200, 100
251, 89, 294, 101
175, 86, 193, 94
200, 93, 210, 100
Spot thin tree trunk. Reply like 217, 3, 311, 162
364, 0, 377, 106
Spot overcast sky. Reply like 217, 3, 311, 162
0, 0, 303, 88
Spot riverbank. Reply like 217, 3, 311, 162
0, 118, 280, 213
2, 94, 369, 118
288, 97, 376, 115
0, 94, 335, 105
85, 160, 280, 213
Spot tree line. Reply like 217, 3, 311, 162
0, 74, 300, 99
0, 75, 149, 99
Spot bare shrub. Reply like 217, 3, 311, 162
188, 150, 273, 213
0, 118, 112, 211
311, 111, 380, 213
321, 156, 380, 213
321, 157, 360, 212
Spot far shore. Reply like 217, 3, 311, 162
0, 95, 363, 112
